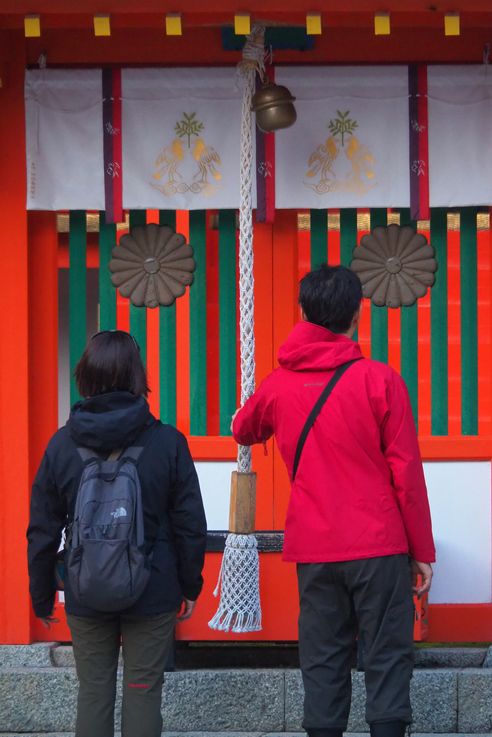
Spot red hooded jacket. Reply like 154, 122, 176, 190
232, 321, 435, 564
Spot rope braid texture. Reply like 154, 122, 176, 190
208, 25, 265, 633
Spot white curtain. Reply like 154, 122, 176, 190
25, 69, 105, 210
274, 66, 410, 209
122, 68, 248, 210
428, 65, 492, 207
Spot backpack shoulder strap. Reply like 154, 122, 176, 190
291, 357, 363, 482
121, 446, 144, 462
120, 421, 161, 464
77, 448, 101, 463
107, 448, 123, 462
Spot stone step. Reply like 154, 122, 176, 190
1, 646, 492, 734
1, 734, 492, 737
1, 644, 491, 670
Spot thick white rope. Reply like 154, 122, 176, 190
208, 26, 265, 633
237, 24, 265, 472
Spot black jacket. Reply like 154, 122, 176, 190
27, 391, 207, 618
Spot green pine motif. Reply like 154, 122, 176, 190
175, 112, 205, 148
328, 110, 358, 147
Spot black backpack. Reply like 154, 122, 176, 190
66, 444, 151, 612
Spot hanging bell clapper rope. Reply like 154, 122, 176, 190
208, 25, 265, 635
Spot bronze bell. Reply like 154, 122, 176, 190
251, 82, 297, 133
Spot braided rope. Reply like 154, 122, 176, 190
208, 26, 265, 633
237, 24, 265, 473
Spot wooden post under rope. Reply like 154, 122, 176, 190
229, 471, 257, 534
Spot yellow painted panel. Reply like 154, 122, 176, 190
306, 12, 322, 35
24, 15, 41, 38
94, 14, 111, 37
445, 13, 460, 36
166, 13, 182, 36
374, 12, 390, 35
234, 13, 251, 35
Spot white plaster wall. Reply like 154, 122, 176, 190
198, 460, 492, 606
424, 461, 491, 604
195, 461, 236, 530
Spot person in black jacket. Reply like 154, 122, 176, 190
27, 330, 207, 737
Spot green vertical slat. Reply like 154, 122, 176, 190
98, 212, 117, 331
69, 211, 87, 404
219, 210, 237, 436
129, 210, 147, 363
340, 208, 358, 266
370, 208, 388, 363
310, 210, 328, 268
430, 208, 448, 435
340, 208, 359, 340
189, 210, 207, 435
159, 210, 177, 425
460, 208, 478, 435
398, 209, 418, 425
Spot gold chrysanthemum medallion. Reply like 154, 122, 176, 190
109, 224, 195, 308
350, 224, 437, 308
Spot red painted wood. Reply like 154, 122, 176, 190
478, 223, 492, 436
272, 210, 300, 529
252, 221, 275, 530
176, 211, 191, 436
0, 32, 31, 644
28, 213, 59, 479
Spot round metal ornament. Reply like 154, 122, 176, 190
350, 223, 437, 308
109, 223, 195, 308
251, 82, 297, 132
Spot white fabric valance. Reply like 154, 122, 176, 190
25, 65, 492, 211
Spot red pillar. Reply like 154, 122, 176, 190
0, 31, 31, 643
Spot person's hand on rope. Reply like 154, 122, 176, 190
411, 560, 433, 597
177, 598, 196, 621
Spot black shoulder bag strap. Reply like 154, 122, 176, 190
292, 357, 363, 481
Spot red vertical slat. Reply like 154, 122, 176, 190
176, 210, 190, 436
357, 216, 372, 357
297, 211, 311, 279
478, 220, 492, 436
115, 218, 130, 332
329, 209, 341, 265
418, 261, 432, 437
387, 307, 401, 373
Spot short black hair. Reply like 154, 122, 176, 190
75, 330, 149, 398
299, 264, 362, 333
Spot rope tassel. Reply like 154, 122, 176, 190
208, 532, 261, 633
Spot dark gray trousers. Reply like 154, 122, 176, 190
297, 554, 414, 730
67, 611, 176, 737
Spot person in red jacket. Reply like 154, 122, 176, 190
232, 265, 435, 737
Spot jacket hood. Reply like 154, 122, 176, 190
278, 321, 362, 371
68, 391, 152, 452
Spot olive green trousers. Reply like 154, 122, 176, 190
67, 611, 176, 737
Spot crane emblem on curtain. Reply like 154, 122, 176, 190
305, 111, 376, 196
152, 113, 222, 197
